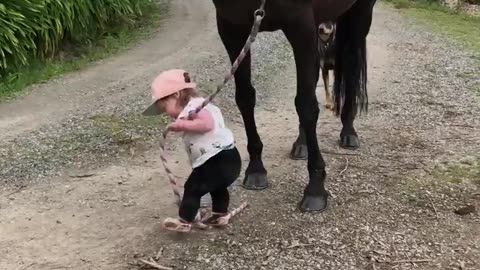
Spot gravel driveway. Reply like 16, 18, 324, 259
0, 1, 479, 269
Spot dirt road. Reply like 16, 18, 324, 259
1, 1, 479, 269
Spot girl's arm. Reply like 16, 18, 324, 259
168, 109, 214, 133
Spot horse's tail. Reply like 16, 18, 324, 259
332, 0, 376, 117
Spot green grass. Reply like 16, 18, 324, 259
383, 0, 480, 55
395, 157, 479, 209
90, 113, 169, 145
433, 158, 480, 186
0, 0, 169, 100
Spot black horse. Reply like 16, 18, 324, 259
212, 0, 376, 212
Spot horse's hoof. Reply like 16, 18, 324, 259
298, 194, 328, 213
242, 172, 268, 190
290, 144, 308, 160
340, 134, 360, 150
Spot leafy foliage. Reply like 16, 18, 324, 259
0, 0, 147, 75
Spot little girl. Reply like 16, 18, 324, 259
143, 69, 241, 232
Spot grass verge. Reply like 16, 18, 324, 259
382, 0, 480, 55
433, 158, 480, 186
382, 1, 480, 211
396, 157, 479, 209
0, 0, 169, 101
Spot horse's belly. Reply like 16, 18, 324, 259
212, 0, 358, 29
212, 0, 259, 23
212, 0, 291, 31
313, 0, 357, 22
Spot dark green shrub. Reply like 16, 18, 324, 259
0, 0, 147, 74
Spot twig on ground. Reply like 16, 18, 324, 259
138, 258, 172, 270
321, 150, 361, 156
357, 189, 375, 194
426, 192, 439, 221
69, 173, 95, 179
357, 185, 383, 196
339, 157, 349, 175
355, 230, 360, 250
7, 185, 27, 197
367, 255, 378, 270
379, 259, 433, 264
373, 250, 391, 257
449, 124, 474, 128
328, 190, 337, 200
372, 236, 388, 248
285, 240, 314, 249
21, 263, 36, 270
367, 185, 382, 195
391, 259, 433, 264
460, 253, 477, 264
155, 248, 165, 261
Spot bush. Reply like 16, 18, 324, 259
0, 0, 148, 75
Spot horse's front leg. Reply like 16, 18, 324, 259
283, 13, 328, 212
216, 14, 268, 190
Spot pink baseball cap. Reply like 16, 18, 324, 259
142, 69, 197, 116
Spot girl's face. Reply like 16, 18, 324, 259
156, 94, 182, 118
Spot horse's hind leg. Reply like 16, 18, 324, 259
333, 0, 376, 149
216, 14, 268, 190
283, 10, 328, 212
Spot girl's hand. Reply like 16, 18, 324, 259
167, 121, 183, 132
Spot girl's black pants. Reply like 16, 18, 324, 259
179, 146, 241, 222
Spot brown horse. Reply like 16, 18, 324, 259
212, 0, 377, 212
